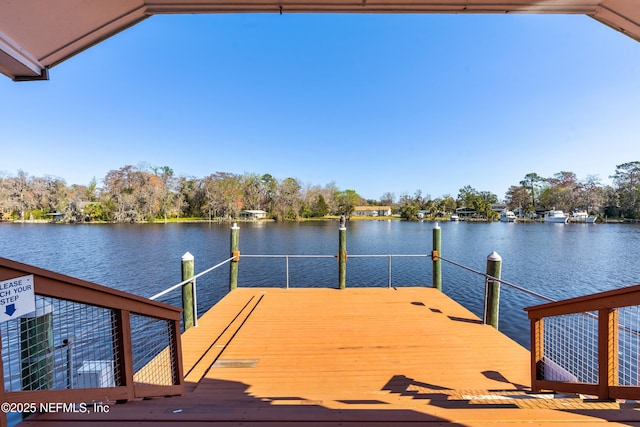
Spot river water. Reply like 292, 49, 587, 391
1, 220, 639, 348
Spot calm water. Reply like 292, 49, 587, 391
1, 220, 639, 348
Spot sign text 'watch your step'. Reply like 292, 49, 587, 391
0, 275, 36, 323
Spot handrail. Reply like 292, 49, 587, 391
149, 256, 235, 301
148, 256, 235, 326
242, 253, 430, 289
0, 256, 184, 422
242, 255, 336, 258
0, 257, 181, 320
437, 255, 555, 303
525, 283, 640, 317
524, 284, 640, 400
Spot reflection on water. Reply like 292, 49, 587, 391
1, 220, 640, 349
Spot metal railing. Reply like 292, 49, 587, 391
433, 253, 555, 329
436, 254, 555, 304
149, 256, 234, 326
0, 257, 183, 427
242, 254, 430, 289
525, 285, 640, 400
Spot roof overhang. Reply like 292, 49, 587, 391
1, 0, 639, 81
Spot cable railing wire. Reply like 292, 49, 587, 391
148, 252, 553, 308
437, 254, 640, 347
242, 253, 430, 289
155, 251, 549, 301
149, 256, 235, 301
436, 254, 556, 303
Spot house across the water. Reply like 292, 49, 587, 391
353, 206, 392, 217
240, 210, 268, 220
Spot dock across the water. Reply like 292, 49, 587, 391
20, 287, 640, 426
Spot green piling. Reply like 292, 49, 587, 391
484, 251, 502, 329
338, 220, 347, 289
20, 302, 54, 391
432, 222, 442, 291
229, 223, 240, 292
181, 252, 195, 330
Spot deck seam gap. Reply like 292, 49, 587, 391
184, 295, 256, 378
200, 293, 265, 379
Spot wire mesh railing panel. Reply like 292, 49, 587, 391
1, 295, 120, 392
542, 312, 599, 384
130, 314, 177, 386
618, 306, 640, 386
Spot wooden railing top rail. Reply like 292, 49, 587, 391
0, 256, 184, 424
525, 283, 640, 319
0, 256, 181, 320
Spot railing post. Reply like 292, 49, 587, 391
338, 216, 347, 289
20, 301, 54, 391
530, 317, 544, 391
598, 308, 619, 400
181, 252, 195, 330
112, 309, 134, 402
169, 317, 184, 389
484, 251, 502, 329
229, 223, 240, 292
432, 222, 441, 291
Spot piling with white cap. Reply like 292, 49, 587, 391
182, 251, 195, 330
229, 223, 240, 292
484, 251, 502, 329
338, 215, 347, 289
432, 222, 441, 291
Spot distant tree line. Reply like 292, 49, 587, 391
1, 161, 639, 222
0, 165, 368, 222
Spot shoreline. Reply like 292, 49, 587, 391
0, 214, 635, 225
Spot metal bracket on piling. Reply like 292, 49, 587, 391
431, 250, 439, 261
232, 250, 241, 262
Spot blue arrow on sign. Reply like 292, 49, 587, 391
5, 304, 16, 317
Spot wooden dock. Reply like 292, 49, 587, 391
19, 287, 640, 426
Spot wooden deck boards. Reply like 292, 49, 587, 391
18, 287, 640, 426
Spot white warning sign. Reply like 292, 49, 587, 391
0, 275, 36, 323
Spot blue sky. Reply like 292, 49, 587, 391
1, 13, 639, 201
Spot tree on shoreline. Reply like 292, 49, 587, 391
335, 189, 362, 220
456, 186, 498, 220
519, 172, 543, 215
611, 161, 640, 218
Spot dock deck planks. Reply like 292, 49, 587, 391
18, 287, 640, 426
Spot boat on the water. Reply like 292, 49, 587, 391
570, 210, 597, 223
500, 210, 517, 222
450, 214, 460, 222
544, 210, 569, 224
